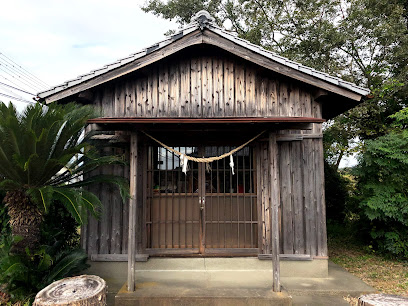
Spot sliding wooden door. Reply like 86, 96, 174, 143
145, 145, 258, 256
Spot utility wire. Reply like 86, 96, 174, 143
0, 66, 42, 93
0, 81, 36, 95
0, 57, 47, 91
0, 62, 44, 92
0, 74, 29, 91
0, 92, 35, 104
0, 52, 49, 88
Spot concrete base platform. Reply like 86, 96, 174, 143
116, 284, 292, 306
85, 258, 376, 306
282, 261, 375, 297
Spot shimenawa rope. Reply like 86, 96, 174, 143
142, 130, 265, 173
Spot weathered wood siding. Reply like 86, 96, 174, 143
259, 134, 327, 258
82, 146, 135, 256
91, 48, 320, 119
83, 134, 327, 258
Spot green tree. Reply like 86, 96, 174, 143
354, 108, 408, 257
142, 0, 408, 165
0, 102, 128, 253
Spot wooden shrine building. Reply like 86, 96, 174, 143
38, 11, 370, 292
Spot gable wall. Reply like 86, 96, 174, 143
91, 46, 321, 119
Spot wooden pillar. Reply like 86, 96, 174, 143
127, 132, 138, 292
269, 132, 281, 292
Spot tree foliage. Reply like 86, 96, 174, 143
354, 108, 408, 258
142, 0, 408, 165
0, 101, 129, 253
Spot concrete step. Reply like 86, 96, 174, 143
116, 284, 292, 306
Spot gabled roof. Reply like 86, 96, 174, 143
37, 10, 370, 103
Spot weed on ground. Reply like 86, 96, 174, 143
329, 236, 408, 305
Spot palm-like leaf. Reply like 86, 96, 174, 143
0, 101, 129, 225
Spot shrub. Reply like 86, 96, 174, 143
0, 235, 89, 303
354, 108, 408, 258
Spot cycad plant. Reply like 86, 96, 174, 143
0, 102, 128, 253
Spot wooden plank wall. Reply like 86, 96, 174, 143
92, 52, 319, 119
259, 134, 327, 258
82, 146, 132, 256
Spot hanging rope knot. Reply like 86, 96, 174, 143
205, 162, 211, 173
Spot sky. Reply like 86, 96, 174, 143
0, 1, 357, 167
0, 0, 177, 111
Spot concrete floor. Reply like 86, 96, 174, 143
85, 258, 376, 305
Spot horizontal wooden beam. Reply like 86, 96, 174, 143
90, 134, 130, 142
91, 254, 149, 262
258, 254, 312, 261
87, 117, 325, 124
276, 133, 323, 142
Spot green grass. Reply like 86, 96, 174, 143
329, 236, 408, 296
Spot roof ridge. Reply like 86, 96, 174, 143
38, 10, 370, 98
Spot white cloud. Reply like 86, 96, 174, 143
0, 0, 177, 93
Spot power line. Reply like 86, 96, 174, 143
0, 52, 50, 88
0, 74, 29, 91
0, 57, 47, 91
0, 81, 36, 95
0, 62, 44, 92
0, 66, 42, 93
0, 92, 35, 104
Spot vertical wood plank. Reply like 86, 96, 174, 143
145, 72, 154, 117
292, 141, 305, 254
303, 139, 316, 256
128, 133, 138, 292
122, 148, 130, 254
102, 85, 114, 117
315, 139, 327, 256
140, 77, 148, 118
180, 59, 191, 117
151, 66, 159, 117
158, 64, 169, 117
256, 144, 263, 253
279, 142, 294, 254
268, 79, 278, 116
279, 82, 288, 116
214, 58, 224, 117
235, 62, 245, 116
99, 149, 112, 255
136, 79, 143, 117
261, 142, 271, 254
191, 57, 202, 117
292, 85, 301, 116
124, 80, 132, 116
269, 132, 281, 292
259, 77, 267, 117
169, 63, 179, 117
202, 57, 213, 117
110, 149, 123, 254
224, 59, 234, 116
245, 67, 255, 116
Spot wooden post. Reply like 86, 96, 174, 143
269, 132, 281, 292
127, 132, 138, 292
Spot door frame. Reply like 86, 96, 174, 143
144, 143, 259, 257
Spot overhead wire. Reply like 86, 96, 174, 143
0, 92, 35, 104
0, 52, 49, 88
0, 63, 44, 92
0, 57, 47, 91
0, 81, 36, 95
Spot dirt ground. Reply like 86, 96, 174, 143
329, 237, 408, 305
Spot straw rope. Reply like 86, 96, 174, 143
142, 130, 266, 163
